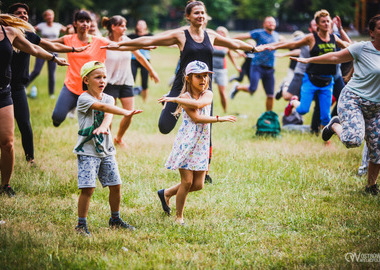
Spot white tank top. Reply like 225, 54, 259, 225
105, 36, 134, 86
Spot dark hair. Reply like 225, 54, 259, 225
369, 14, 380, 31
8, 2, 29, 14
101, 15, 126, 34
73, 10, 91, 22
185, 0, 206, 16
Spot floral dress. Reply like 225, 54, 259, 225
165, 92, 211, 171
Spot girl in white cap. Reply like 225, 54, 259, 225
157, 61, 236, 225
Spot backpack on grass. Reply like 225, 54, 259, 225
255, 111, 281, 137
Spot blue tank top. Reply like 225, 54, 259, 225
171, 30, 213, 94
0, 26, 13, 87
306, 33, 337, 75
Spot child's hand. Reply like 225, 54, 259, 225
92, 126, 110, 135
219, 115, 237, 123
158, 96, 176, 104
124, 109, 143, 117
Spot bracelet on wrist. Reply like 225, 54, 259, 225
72, 47, 75, 52
50, 54, 56, 61
250, 46, 256, 53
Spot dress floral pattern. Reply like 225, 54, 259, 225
165, 92, 211, 171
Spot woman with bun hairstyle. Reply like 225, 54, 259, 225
102, 1, 264, 134
101, 15, 159, 147
0, 13, 68, 197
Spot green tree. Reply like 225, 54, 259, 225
171, 0, 235, 24
235, 0, 284, 19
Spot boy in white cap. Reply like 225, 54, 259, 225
74, 61, 142, 235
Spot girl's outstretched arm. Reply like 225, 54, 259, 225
184, 106, 236, 124
157, 90, 213, 109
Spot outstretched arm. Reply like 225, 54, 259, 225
104, 31, 180, 50
158, 90, 213, 109
290, 48, 353, 64
13, 33, 68, 66
39, 38, 90, 53
266, 34, 312, 51
90, 102, 143, 117
184, 106, 236, 124
133, 50, 160, 83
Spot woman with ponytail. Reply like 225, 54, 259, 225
101, 15, 159, 147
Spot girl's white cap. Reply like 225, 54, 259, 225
185, 61, 213, 76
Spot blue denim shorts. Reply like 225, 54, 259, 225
77, 155, 121, 188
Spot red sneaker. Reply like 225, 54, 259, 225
284, 96, 298, 116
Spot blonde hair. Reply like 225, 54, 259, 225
0, 14, 34, 34
43, 9, 54, 17
314, 9, 330, 25
173, 73, 210, 117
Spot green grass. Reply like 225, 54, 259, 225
1, 42, 379, 269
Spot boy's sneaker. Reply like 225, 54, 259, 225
365, 184, 379, 195
109, 217, 135, 231
321, 116, 340, 141
1, 185, 15, 197
230, 82, 239, 99
284, 96, 298, 116
75, 224, 91, 236
204, 174, 213, 184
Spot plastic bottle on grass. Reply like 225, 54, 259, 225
30, 85, 37, 98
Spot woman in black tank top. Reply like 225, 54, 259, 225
0, 14, 69, 197
103, 1, 260, 134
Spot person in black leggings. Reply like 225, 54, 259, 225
8, 3, 88, 165
105, 1, 261, 133
0, 13, 68, 197
103, 1, 262, 184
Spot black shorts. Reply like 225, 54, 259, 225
103, 84, 134, 99
0, 85, 13, 108
287, 72, 304, 97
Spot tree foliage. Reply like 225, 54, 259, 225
235, 0, 284, 19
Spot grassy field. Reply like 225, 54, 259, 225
1, 42, 380, 269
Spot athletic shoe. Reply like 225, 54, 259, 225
321, 116, 340, 141
275, 88, 283, 100
109, 217, 135, 231
284, 96, 298, 116
75, 224, 91, 236
230, 82, 239, 99
365, 184, 379, 195
204, 174, 212, 184
357, 166, 368, 177
1, 185, 15, 197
